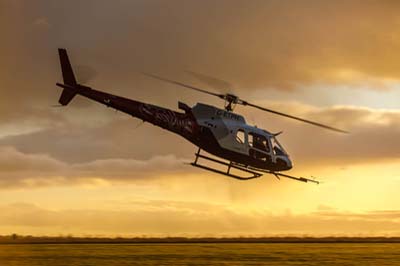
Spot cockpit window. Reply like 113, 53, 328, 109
236, 129, 245, 144
248, 132, 269, 152
271, 137, 286, 156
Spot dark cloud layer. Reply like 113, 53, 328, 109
2, 0, 400, 125
2, 0, 400, 118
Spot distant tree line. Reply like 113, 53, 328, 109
1, 235, 400, 244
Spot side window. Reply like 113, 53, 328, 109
248, 132, 270, 152
272, 137, 285, 155
236, 129, 246, 144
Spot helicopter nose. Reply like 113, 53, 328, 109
286, 158, 293, 170
277, 156, 292, 171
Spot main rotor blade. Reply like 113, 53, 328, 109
244, 102, 349, 134
141, 72, 223, 98
185, 70, 233, 93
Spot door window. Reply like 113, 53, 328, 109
248, 132, 271, 162
236, 129, 246, 144
248, 132, 269, 152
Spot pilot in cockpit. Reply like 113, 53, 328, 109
253, 135, 267, 151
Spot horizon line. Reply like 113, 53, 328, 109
2, 235, 400, 244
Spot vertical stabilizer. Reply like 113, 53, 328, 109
59, 48, 77, 85
57, 48, 78, 105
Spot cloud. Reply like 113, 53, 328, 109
32, 17, 51, 30
0, 116, 195, 163
240, 101, 400, 164
1, 202, 400, 236
1, 102, 400, 168
315, 209, 400, 221
0, 146, 189, 188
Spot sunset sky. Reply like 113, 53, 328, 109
1, 0, 400, 237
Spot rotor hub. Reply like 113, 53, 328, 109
223, 94, 239, 111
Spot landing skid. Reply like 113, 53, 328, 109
191, 149, 319, 184
191, 149, 262, 180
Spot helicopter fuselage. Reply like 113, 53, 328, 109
56, 83, 292, 172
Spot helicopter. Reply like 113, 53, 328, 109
55, 49, 347, 184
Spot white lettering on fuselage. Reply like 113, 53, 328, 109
140, 104, 195, 134
215, 110, 240, 121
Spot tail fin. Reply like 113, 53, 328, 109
57, 48, 78, 105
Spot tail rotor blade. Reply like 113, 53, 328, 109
75, 65, 97, 84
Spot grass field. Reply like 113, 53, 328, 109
1, 243, 399, 266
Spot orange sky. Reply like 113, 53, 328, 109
1, 0, 400, 236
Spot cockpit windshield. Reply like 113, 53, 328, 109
271, 136, 287, 156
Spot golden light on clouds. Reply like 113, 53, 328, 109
1, 0, 400, 237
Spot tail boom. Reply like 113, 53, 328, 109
55, 49, 199, 140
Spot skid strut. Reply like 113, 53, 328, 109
191, 149, 262, 180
